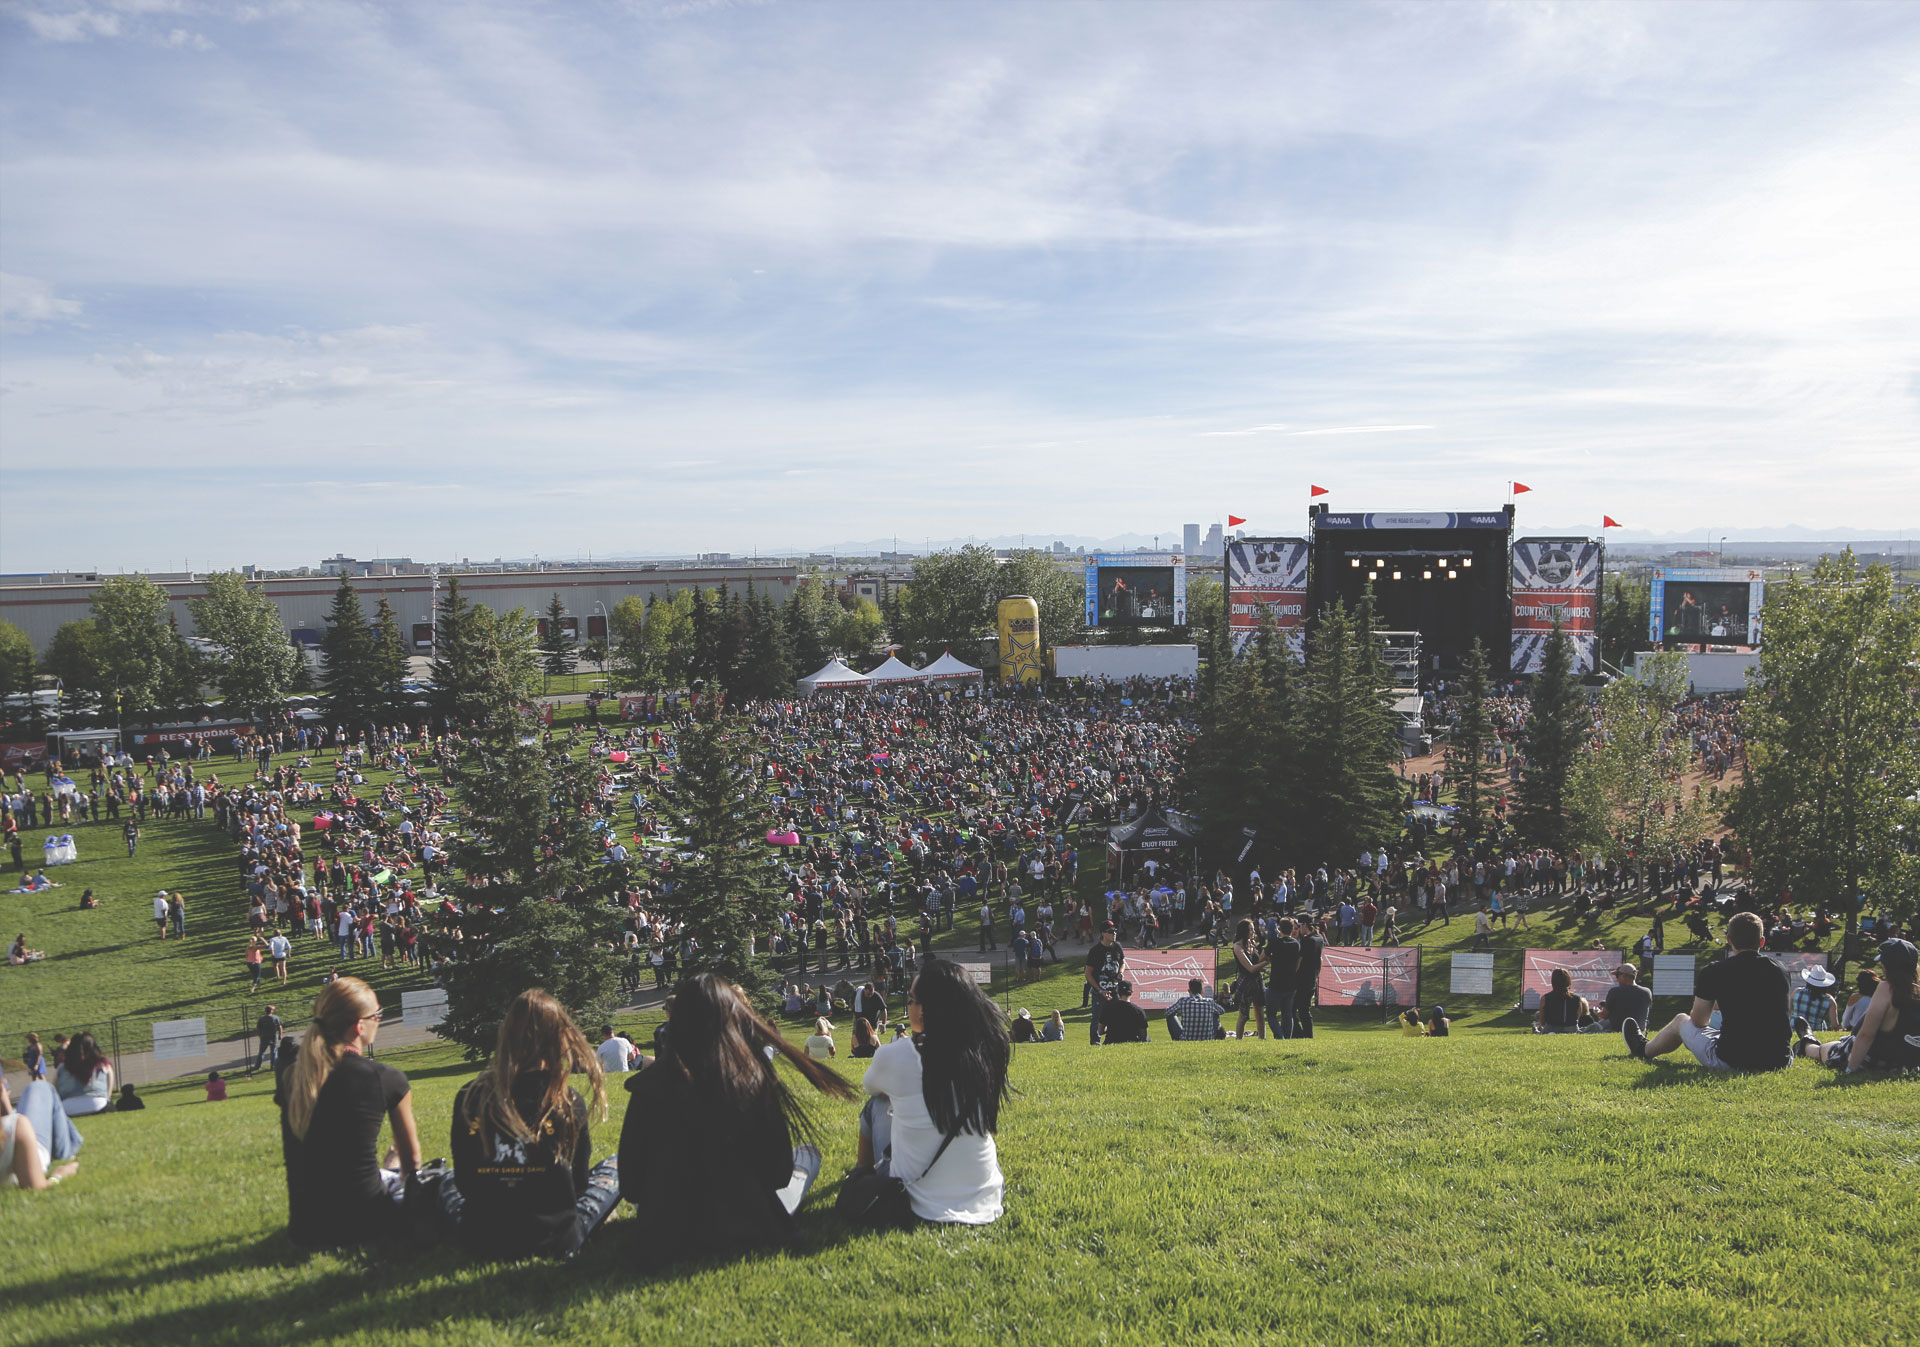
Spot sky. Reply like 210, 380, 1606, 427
2, 0, 1917, 573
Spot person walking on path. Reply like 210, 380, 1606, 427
255, 1006, 283, 1075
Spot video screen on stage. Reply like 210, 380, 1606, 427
1650, 568, 1763, 649
1084, 554, 1186, 628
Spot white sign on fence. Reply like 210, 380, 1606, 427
953, 961, 995, 988
401, 988, 450, 1029
1652, 955, 1697, 998
151, 1018, 208, 1061
1449, 953, 1495, 996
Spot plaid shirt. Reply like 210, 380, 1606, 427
1791, 985, 1834, 1030
1169, 994, 1223, 1041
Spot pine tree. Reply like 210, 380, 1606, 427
653, 709, 785, 997
438, 707, 624, 1055
744, 587, 794, 700
368, 596, 412, 724
430, 576, 485, 724
538, 593, 576, 681
1516, 621, 1589, 851
1184, 653, 1274, 872
319, 578, 373, 728
1447, 638, 1494, 838
1295, 601, 1403, 868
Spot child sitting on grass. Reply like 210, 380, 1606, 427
205, 1072, 228, 1102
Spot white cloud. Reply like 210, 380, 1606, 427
0, 273, 85, 332
16, 6, 119, 41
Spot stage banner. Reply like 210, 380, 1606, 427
1316, 947, 1421, 1008
1449, 952, 1495, 996
1522, 949, 1626, 1010
1125, 948, 1217, 1007
1226, 538, 1309, 659
1511, 538, 1601, 674
1651, 954, 1697, 997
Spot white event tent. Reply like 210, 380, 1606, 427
796, 658, 870, 695
864, 654, 926, 683
919, 651, 985, 681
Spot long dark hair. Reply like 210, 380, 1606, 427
912, 957, 1010, 1138
63, 1031, 109, 1084
665, 974, 854, 1138
462, 988, 607, 1156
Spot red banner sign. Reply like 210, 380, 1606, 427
127, 724, 255, 747
1124, 948, 1218, 1008
0, 741, 49, 772
1522, 948, 1626, 1010
1315, 947, 1421, 1008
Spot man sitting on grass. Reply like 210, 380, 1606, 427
1624, 912, 1789, 1072
1098, 981, 1150, 1044
1579, 963, 1653, 1035
1166, 978, 1225, 1041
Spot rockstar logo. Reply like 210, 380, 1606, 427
1003, 631, 1044, 684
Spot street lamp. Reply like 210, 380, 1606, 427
1718, 536, 1727, 566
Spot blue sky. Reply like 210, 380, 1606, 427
2, 0, 1916, 572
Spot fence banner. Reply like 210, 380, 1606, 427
1316, 947, 1420, 1008
401, 988, 449, 1030
151, 1018, 209, 1061
1522, 949, 1627, 1010
1449, 952, 1495, 996
1124, 948, 1217, 1007
1651, 954, 1697, 997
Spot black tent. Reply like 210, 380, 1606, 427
1106, 808, 1199, 852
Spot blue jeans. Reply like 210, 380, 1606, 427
1360, 924, 1374, 948
1089, 994, 1109, 1045
15, 1080, 84, 1160
440, 1157, 621, 1255
1270, 981, 1297, 1039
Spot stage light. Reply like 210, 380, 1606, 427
1350, 558, 1360, 568
1448, 570, 1458, 579
1423, 570, 1432, 580
1368, 572, 1377, 581
1463, 558, 1472, 567
1392, 570, 1402, 580
1440, 559, 1450, 567
1375, 560, 1384, 568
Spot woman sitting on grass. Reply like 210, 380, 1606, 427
852, 957, 1008, 1227
439, 988, 621, 1260
280, 976, 422, 1249
56, 1033, 113, 1116
1533, 968, 1588, 1034
1796, 939, 1920, 1074
617, 973, 854, 1268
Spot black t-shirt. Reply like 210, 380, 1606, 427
1695, 951, 1791, 1071
1101, 999, 1150, 1043
1086, 942, 1125, 995
1603, 982, 1652, 1027
258, 1013, 283, 1045
1296, 932, 1325, 978
1540, 990, 1582, 1028
1266, 937, 1301, 988
450, 1071, 592, 1257
280, 1053, 410, 1248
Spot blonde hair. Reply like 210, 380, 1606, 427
284, 976, 379, 1140
815, 1017, 834, 1037
461, 989, 606, 1156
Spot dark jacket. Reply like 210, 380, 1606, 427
617, 1058, 796, 1268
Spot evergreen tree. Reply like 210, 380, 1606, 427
438, 708, 624, 1055
319, 578, 373, 728
1446, 639, 1495, 838
653, 709, 785, 997
744, 587, 795, 700
785, 582, 836, 672
1515, 621, 1589, 851
1295, 601, 1402, 868
1185, 648, 1276, 872
538, 593, 577, 680
1250, 611, 1303, 865
430, 577, 485, 723
368, 596, 412, 723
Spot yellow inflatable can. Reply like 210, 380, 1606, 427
997, 596, 1042, 685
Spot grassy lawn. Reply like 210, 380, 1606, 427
2, 1031, 1913, 1347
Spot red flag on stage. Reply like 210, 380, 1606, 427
1226, 515, 1245, 526
1603, 515, 1622, 529
1309, 485, 1329, 497
1511, 482, 1532, 494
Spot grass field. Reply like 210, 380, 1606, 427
3, 1031, 1913, 1347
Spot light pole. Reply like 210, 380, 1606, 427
1718, 536, 1727, 566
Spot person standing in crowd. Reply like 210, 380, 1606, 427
153, 890, 171, 940
1625, 912, 1789, 1071
852, 957, 1007, 1226
1083, 922, 1128, 1046
618, 974, 854, 1267
279, 977, 422, 1249
439, 989, 621, 1260
1266, 917, 1302, 1040
1229, 919, 1268, 1041
1294, 918, 1326, 1039
255, 1005, 283, 1075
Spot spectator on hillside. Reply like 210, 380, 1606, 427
22, 1032, 46, 1082
1580, 965, 1652, 1036
1039, 1010, 1065, 1043
1795, 939, 1920, 1074
619, 974, 855, 1266
205, 1071, 228, 1102
9, 932, 45, 964
850, 1016, 881, 1058
1010, 1009, 1037, 1043
850, 958, 1007, 1227
596, 1025, 639, 1074
439, 988, 620, 1259
256, 1006, 283, 1075
1229, 919, 1268, 1042
805, 1017, 837, 1061
55, 1033, 113, 1116
1427, 1005, 1451, 1037
1166, 978, 1224, 1041
1624, 912, 1789, 1071
1, 1075, 81, 1190
280, 976, 424, 1249
1294, 920, 1326, 1039
1532, 968, 1589, 1034
1099, 982, 1150, 1044
1841, 971, 1879, 1032
1400, 1009, 1427, 1037
1266, 917, 1303, 1040
1084, 923, 1128, 1047
1791, 965, 1838, 1033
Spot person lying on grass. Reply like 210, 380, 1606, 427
280, 977, 423, 1250
1, 1075, 80, 1190
1794, 939, 1920, 1076
439, 989, 621, 1260
618, 974, 854, 1268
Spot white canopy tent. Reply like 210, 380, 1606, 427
864, 654, 926, 683
796, 658, 871, 695
919, 651, 985, 681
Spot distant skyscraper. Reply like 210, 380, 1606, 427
1182, 524, 1200, 556
1201, 523, 1224, 559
